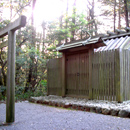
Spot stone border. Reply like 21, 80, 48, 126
29, 96, 130, 118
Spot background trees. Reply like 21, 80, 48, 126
98, 0, 130, 32
0, 0, 130, 100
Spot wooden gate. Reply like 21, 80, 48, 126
66, 51, 89, 97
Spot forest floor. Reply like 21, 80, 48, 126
0, 101, 130, 130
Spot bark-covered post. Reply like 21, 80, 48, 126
0, 15, 26, 123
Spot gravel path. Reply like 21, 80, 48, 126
0, 101, 130, 130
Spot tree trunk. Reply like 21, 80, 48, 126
59, 15, 63, 44
65, 0, 69, 43
92, 0, 97, 36
42, 21, 46, 54
26, 0, 36, 90
114, 0, 117, 32
71, 0, 76, 41
10, 0, 13, 20
118, 0, 121, 29
0, 70, 3, 85
124, 0, 129, 27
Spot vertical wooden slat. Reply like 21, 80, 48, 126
103, 51, 105, 100
89, 48, 93, 99
62, 53, 66, 96
111, 50, 114, 100
109, 50, 112, 101
94, 52, 97, 99
124, 49, 126, 100
99, 51, 103, 100
105, 51, 107, 100
92, 52, 95, 99
103, 51, 106, 100
128, 50, 130, 100
112, 50, 116, 100
115, 49, 122, 102
107, 51, 109, 100
47, 60, 49, 95
99, 51, 102, 100
97, 52, 99, 100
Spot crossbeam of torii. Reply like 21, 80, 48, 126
0, 15, 26, 123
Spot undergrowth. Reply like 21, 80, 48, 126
0, 81, 47, 102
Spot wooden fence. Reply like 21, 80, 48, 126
47, 58, 62, 96
47, 49, 122, 101
92, 50, 120, 101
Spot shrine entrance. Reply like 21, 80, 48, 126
66, 51, 89, 97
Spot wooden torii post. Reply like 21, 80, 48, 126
0, 15, 26, 123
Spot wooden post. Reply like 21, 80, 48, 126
0, 15, 26, 123
6, 30, 16, 123
62, 53, 66, 97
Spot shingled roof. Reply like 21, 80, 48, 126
56, 27, 130, 52
56, 37, 106, 52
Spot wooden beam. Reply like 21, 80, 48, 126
3, 15, 26, 123
0, 15, 26, 38
6, 31, 16, 123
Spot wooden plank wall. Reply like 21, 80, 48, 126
121, 49, 130, 101
92, 50, 117, 101
47, 58, 62, 96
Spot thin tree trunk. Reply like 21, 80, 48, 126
42, 21, 46, 54
71, 0, 76, 41
65, 0, 69, 43
118, 0, 121, 29
59, 15, 63, 44
114, 0, 117, 32
10, 0, 12, 20
26, 0, 36, 90
124, 0, 129, 27
92, 0, 97, 36
0, 70, 3, 85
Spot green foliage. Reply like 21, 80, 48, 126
40, 80, 47, 92
15, 83, 47, 101
46, 12, 93, 48
0, 85, 6, 100
15, 86, 34, 101
0, 0, 97, 101
0, 20, 10, 28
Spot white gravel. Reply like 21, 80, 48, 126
0, 101, 130, 130
31, 95, 130, 111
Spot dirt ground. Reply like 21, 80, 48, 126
0, 101, 130, 130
